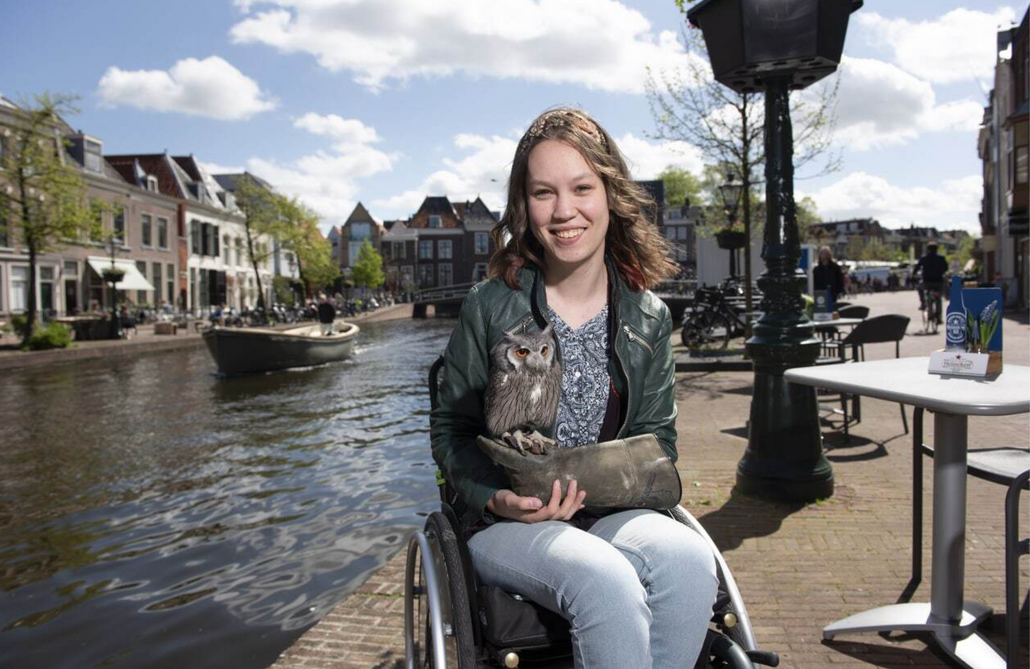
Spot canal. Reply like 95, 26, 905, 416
0, 318, 456, 668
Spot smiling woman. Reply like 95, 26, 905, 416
430, 108, 717, 669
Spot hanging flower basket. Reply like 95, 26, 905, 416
101, 268, 125, 283
715, 229, 747, 250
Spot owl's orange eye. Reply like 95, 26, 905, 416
515, 348, 529, 358
540, 346, 548, 356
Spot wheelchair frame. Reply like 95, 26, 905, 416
405, 356, 777, 668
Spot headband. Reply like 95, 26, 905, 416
516, 108, 608, 156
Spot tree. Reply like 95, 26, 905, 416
351, 240, 384, 291
276, 195, 338, 297
658, 165, 702, 209
233, 175, 282, 311
646, 23, 840, 324
0, 93, 94, 341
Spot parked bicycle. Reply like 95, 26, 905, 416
681, 280, 762, 350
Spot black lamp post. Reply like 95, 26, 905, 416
688, 0, 862, 502
102, 236, 125, 339
718, 172, 745, 278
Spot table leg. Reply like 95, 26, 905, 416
823, 411, 1006, 668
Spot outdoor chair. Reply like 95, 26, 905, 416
911, 407, 1029, 667
815, 314, 910, 439
836, 305, 869, 320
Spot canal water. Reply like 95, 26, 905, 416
0, 318, 456, 669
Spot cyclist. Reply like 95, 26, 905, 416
914, 242, 948, 325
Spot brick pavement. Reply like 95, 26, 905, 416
270, 291, 1029, 669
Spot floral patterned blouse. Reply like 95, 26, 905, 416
547, 304, 610, 448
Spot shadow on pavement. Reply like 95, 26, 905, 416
819, 637, 944, 668
694, 489, 804, 553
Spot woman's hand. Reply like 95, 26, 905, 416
486, 480, 586, 523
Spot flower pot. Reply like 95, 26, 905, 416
716, 230, 747, 250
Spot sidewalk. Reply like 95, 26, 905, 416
271, 290, 1029, 669
0, 303, 414, 372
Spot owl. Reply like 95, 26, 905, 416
484, 325, 561, 456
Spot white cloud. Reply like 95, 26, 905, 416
615, 133, 704, 180
209, 115, 396, 229
857, 7, 1018, 84
96, 56, 276, 120
828, 57, 984, 151
373, 134, 517, 216
806, 171, 982, 233
229, 0, 688, 93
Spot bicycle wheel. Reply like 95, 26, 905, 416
682, 311, 731, 351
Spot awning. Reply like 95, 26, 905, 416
87, 257, 156, 291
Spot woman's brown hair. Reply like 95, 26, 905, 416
488, 107, 678, 292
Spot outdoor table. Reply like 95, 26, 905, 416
785, 357, 1030, 669
810, 317, 863, 330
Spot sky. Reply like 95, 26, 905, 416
0, 1, 1022, 235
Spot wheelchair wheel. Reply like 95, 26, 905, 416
404, 513, 475, 668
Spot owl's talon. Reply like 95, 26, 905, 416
501, 431, 529, 456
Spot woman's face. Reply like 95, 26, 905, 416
819, 250, 831, 264
525, 140, 609, 276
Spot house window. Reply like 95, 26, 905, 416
113, 207, 125, 244
401, 265, 414, 287
223, 235, 231, 265
475, 232, 489, 255
438, 240, 452, 259
190, 220, 200, 254
419, 240, 433, 259
39, 266, 54, 312
146, 175, 158, 192
428, 215, 442, 228
1016, 146, 1028, 185
418, 264, 434, 287
350, 222, 371, 239
235, 238, 243, 265
394, 241, 406, 259
141, 214, 153, 247
473, 262, 488, 282
166, 263, 175, 305
11, 266, 28, 312
84, 139, 103, 173
157, 218, 169, 249
153, 263, 162, 303
438, 263, 453, 286
136, 261, 148, 304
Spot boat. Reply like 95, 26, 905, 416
202, 321, 360, 375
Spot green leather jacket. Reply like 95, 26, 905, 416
430, 258, 679, 525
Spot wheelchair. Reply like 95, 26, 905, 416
406, 357, 779, 668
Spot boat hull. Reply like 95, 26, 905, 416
202, 322, 359, 375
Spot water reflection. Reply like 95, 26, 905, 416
0, 318, 454, 668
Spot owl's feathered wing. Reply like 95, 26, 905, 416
484, 368, 560, 437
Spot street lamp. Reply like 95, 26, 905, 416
688, 0, 862, 503
717, 172, 745, 278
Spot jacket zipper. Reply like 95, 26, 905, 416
622, 325, 653, 355
614, 329, 631, 438
505, 315, 534, 336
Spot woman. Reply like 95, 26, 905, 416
813, 245, 844, 302
430, 108, 718, 668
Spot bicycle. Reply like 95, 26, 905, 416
919, 281, 943, 334
681, 283, 759, 350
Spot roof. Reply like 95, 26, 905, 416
106, 154, 188, 198
345, 202, 376, 224
212, 171, 275, 194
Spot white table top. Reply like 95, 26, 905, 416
810, 318, 864, 329
785, 357, 1030, 416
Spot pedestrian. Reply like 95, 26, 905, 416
813, 245, 844, 302
431, 107, 718, 669
316, 294, 336, 336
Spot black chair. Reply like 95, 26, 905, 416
816, 315, 910, 438
836, 305, 869, 320
911, 407, 1029, 668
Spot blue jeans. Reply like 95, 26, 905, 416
468, 509, 719, 669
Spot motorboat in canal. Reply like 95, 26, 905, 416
202, 321, 360, 375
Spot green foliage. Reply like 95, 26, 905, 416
844, 236, 907, 263
10, 314, 31, 339
23, 322, 72, 351
952, 234, 977, 273
352, 240, 385, 290
277, 196, 339, 295
273, 275, 296, 306
658, 165, 702, 209
0, 93, 92, 341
